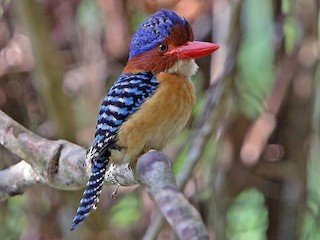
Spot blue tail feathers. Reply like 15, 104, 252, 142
70, 156, 109, 230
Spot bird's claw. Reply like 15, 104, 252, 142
111, 184, 120, 199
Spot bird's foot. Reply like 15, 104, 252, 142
111, 184, 120, 199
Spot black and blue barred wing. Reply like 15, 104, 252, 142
70, 72, 158, 230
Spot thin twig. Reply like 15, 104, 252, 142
240, 56, 298, 165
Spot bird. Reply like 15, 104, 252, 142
70, 9, 219, 230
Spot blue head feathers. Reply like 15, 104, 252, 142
129, 9, 188, 60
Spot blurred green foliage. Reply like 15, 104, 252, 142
0, 197, 26, 240
129, 10, 149, 32
283, 17, 301, 54
237, 0, 275, 118
77, 0, 102, 31
226, 188, 268, 240
301, 64, 320, 240
281, 0, 296, 14
109, 192, 141, 229
282, 0, 302, 54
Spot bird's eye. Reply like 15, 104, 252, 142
157, 44, 168, 53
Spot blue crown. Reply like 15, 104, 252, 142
129, 9, 188, 60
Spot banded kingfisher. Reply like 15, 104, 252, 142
70, 9, 219, 230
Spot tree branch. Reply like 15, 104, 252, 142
0, 109, 137, 200
0, 109, 87, 190
136, 151, 209, 240
0, 160, 40, 201
0, 110, 208, 239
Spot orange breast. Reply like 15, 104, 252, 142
111, 72, 195, 164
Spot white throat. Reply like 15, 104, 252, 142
166, 59, 199, 79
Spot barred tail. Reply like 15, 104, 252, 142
70, 155, 109, 230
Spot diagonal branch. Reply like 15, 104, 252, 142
0, 110, 87, 190
136, 151, 209, 240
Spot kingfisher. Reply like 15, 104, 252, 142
70, 9, 219, 230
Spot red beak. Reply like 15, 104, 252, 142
165, 41, 220, 59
